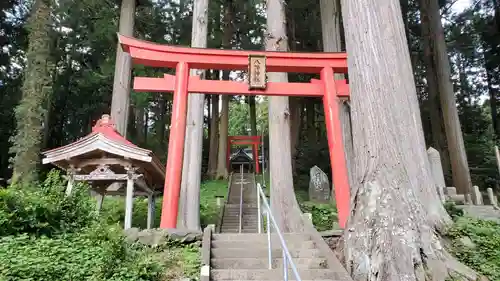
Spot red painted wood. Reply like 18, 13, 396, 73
310, 78, 349, 98
133, 75, 325, 97
120, 35, 352, 229
227, 136, 261, 174
321, 67, 350, 229
160, 62, 190, 229
119, 35, 348, 73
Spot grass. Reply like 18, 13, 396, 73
256, 170, 338, 231
200, 179, 228, 228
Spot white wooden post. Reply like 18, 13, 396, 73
65, 166, 75, 196
147, 194, 155, 229
66, 175, 74, 196
96, 194, 105, 213
124, 175, 135, 229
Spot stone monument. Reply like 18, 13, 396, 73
309, 166, 330, 203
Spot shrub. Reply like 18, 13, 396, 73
444, 200, 464, 220
299, 201, 338, 231
447, 217, 500, 280
99, 197, 162, 229
0, 170, 95, 237
0, 226, 165, 281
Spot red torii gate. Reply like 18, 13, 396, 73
118, 34, 351, 229
227, 135, 261, 174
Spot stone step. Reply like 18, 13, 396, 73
212, 233, 310, 241
210, 269, 340, 280
220, 225, 259, 230
221, 217, 259, 222
220, 228, 259, 234
224, 205, 258, 209
211, 248, 322, 259
210, 257, 327, 269
222, 216, 259, 219
220, 228, 259, 232
211, 240, 316, 250
221, 220, 258, 223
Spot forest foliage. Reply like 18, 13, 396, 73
0, 0, 498, 190
0, 170, 200, 281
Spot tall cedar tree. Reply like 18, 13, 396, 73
10, 0, 53, 185
339, 0, 480, 280
266, 0, 304, 231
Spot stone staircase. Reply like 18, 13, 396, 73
209, 233, 350, 281
220, 172, 259, 233
205, 172, 352, 281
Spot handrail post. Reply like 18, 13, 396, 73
257, 183, 302, 281
239, 165, 244, 234
283, 249, 288, 281
266, 210, 272, 269
257, 174, 262, 233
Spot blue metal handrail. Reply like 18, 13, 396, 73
256, 183, 302, 281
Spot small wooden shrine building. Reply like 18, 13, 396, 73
42, 114, 165, 229
229, 148, 254, 172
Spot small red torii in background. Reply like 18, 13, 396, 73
119, 34, 351, 229
227, 135, 261, 174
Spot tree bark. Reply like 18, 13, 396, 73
249, 96, 257, 136
207, 94, 219, 177
421, 11, 451, 183
10, 0, 54, 185
320, 0, 355, 192
481, 34, 499, 140
289, 97, 301, 176
266, 0, 304, 232
339, 0, 479, 280
419, 0, 472, 196
216, 0, 234, 180
178, 0, 209, 231
134, 106, 145, 145
306, 99, 317, 143
110, 0, 135, 136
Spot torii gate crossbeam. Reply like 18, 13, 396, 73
119, 34, 351, 229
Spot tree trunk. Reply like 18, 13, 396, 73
178, 0, 209, 231
339, 0, 479, 280
306, 100, 317, 143
10, 0, 54, 185
207, 94, 220, 177
249, 96, 257, 136
421, 12, 451, 183
289, 97, 301, 176
320, 0, 355, 193
134, 106, 145, 145
482, 35, 499, 140
216, 0, 234, 180
266, 0, 304, 232
110, 0, 135, 136
419, 0, 472, 197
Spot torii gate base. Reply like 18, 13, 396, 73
119, 34, 351, 229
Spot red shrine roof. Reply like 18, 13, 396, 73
89, 115, 134, 146
42, 114, 165, 182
